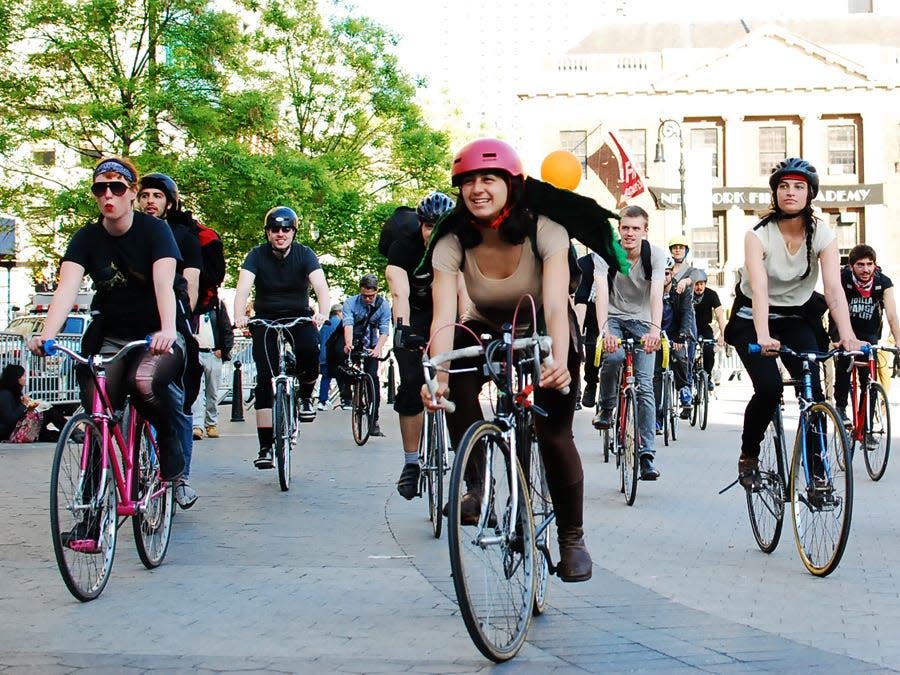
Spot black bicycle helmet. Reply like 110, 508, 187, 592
768, 158, 819, 199
139, 173, 179, 208
265, 206, 298, 230
416, 191, 455, 223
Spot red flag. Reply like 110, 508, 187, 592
609, 131, 645, 199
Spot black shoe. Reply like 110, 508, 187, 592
370, 423, 385, 437
396, 463, 420, 500
679, 407, 691, 420
340, 399, 352, 410
640, 454, 660, 480
443, 492, 496, 526
592, 408, 613, 430
837, 408, 852, 430
581, 384, 597, 409
254, 447, 274, 470
298, 398, 316, 423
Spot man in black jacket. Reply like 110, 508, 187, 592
191, 298, 235, 440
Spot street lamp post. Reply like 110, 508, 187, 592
654, 119, 686, 235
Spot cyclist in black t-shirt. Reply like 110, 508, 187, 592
691, 271, 726, 389
29, 155, 188, 487
234, 206, 331, 469
385, 191, 455, 499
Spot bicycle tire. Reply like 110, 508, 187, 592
601, 426, 611, 463
520, 417, 552, 616
690, 372, 700, 427
448, 421, 535, 662
669, 376, 680, 442
862, 382, 890, 481
747, 409, 786, 554
351, 373, 375, 446
789, 402, 853, 577
662, 373, 671, 447
697, 371, 710, 431
49, 414, 118, 602
132, 422, 174, 568
622, 390, 639, 505
426, 409, 447, 539
273, 380, 292, 491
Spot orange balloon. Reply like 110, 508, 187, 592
540, 150, 582, 190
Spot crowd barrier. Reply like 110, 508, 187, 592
0, 332, 84, 408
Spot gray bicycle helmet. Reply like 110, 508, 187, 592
769, 158, 819, 199
694, 270, 708, 283
416, 191, 455, 223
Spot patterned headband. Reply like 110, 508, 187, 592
93, 160, 135, 184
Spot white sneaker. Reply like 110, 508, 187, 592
174, 479, 198, 510
317, 401, 330, 411
298, 398, 316, 422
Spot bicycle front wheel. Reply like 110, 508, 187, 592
448, 421, 535, 662
273, 380, 292, 491
424, 409, 447, 539
132, 422, 174, 568
789, 402, 853, 577
662, 375, 672, 447
525, 425, 553, 617
863, 382, 891, 481
696, 371, 710, 430
351, 373, 375, 446
668, 377, 679, 442
49, 414, 118, 602
747, 410, 786, 553
621, 390, 639, 505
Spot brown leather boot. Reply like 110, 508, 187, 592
556, 526, 593, 582
738, 454, 762, 491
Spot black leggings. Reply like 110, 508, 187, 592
445, 321, 583, 512
251, 320, 319, 409
728, 316, 824, 458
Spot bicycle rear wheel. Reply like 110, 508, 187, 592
668, 377, 679, 442
747, 410, 786, 553
448, 421, 535, 662
424, 409, 447, 539
273, 380, 292, 491
662, 374, 672, 447
621, 390, 639, 505
697, 371, 710, 430
49, 414, 118, 602
351, 373, 375, 446
132, 422, 174, 568
789, 402, 853, 577
863, 382, 891, 481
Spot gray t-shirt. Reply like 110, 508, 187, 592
592, 243, 667, 322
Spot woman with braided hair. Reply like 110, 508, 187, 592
724, 157, 860, 489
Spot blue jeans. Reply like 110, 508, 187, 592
598, 317, 657, 457
168, 381, 193, 479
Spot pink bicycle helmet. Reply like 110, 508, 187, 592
451, 138, 524, 186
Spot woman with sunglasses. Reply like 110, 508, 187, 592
29, 155, 189, 483
234, 206, 331, 469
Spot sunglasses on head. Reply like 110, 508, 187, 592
91, 181, 129, 197
267, 225, 295, 234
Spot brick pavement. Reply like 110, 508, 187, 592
1, 380, 898, 673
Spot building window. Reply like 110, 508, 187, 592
690, 128, 719, 178
559, 130, 587, 175
616, 129, 647, 178
32, 149, 56, 166
758, 127, 786, 175
827, 125, 856, 175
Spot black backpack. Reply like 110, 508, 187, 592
378, 207, 419, 258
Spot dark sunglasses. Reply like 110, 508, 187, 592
267, 225, 295, 234
91, 181, 129, 197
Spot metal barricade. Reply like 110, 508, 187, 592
218, 336, 256, 404
0, 332, 83, 408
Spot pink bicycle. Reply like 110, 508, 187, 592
45, 338, 175, 601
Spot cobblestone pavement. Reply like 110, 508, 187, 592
1, 378, 899, 673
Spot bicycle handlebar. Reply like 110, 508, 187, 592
247, 316, 313, 329
43, 336, 152, 365
748, 343, 870, 360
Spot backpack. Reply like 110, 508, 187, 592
607, 239, 653, 293
192, 219, 225, 314
378, 207, 419, 258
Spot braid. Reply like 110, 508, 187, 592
800, 219, 813, 280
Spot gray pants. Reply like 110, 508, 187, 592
598, 317, 657, 458
191, 350, 223, 428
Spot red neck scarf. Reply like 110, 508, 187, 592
852, 272, 873, 298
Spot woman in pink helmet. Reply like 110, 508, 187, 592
422, 138, 592, 582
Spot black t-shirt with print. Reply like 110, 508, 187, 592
387, 233, 432, 315
241, 242, 322, 319
693, 287, 722, 330
63, 212, 182, 339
